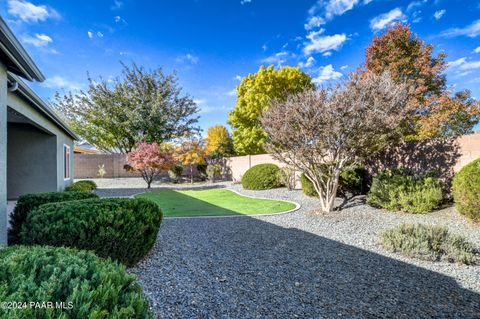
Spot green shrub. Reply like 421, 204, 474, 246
300, 173, 317, 197
452, 158, 480, 221
300, 165, 368, 197
0, 246, 153, 318
367, 169, 443, 213
8, 191, 99, 245
21, 198, 162, 267
241, 164, 282, 190
339, 165, 368, 195
381, 223, 478, 265
168, 165, 183, 183
65, 180, 97, 192
206, 164, 222, 182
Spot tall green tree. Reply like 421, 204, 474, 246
52, 63, 199, 153
365, 23, 480, 140
228, 65, 314, 155
205, 125, 234, 157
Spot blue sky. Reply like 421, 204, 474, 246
1, 0, 480, 133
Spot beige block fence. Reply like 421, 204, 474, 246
75, 133, 480, 183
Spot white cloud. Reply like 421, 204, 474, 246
262, 44, 267, 51
340, 65, 348, 70
370, 8, 405, 31
194, 99, 206, 105
111, 0, 123, 10
312, 64, 342, 84
304, 16, 325, 30
448, 57, 467, 68
410, 10, 422, 24
87, 31, 93, 39
299, 56, 316, 68
185, 54, 198, 64
42, 76, 82, 90
434, 9, 446, 20
442, 20, 480, 38
322, 51, 332, 56
97, 32, 104, 38
308, 0, 360, 20
176, 54, 199, 64
240, 0, 252, 4
303, 29, 347, 55
325, 0, 359, 19
474, 47, 480, 53
234, 75, 242, 81
22, 33, 52, 47
261, 51, 290, 66
458, 60, 480, 71
448, 57, 480, 74
406, 0, 426, 12
7, 0, 59, 23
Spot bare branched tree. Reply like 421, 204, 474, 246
261, 72, 409, 213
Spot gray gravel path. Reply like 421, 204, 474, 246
95, 180, 480, 318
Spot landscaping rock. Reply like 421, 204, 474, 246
98, 180, 480, 318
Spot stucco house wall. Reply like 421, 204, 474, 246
0, 61, 8, 244
7, 87, 75, 197
0, 16, 77, 244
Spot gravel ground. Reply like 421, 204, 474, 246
94, 179, 480, 318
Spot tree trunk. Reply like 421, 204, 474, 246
190, 164, 193, 184
307, 169, 342, 213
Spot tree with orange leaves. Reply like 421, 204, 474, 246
365, 23, 479, 140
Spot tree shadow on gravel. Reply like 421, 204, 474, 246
132, 211, 480, 319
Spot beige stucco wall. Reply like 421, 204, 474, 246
226, 133, 480, 185
74, 153, 141, 178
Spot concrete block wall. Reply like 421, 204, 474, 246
74, 154, 141, 178
226, 133, 480, 186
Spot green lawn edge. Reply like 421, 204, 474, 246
134, 188, 298, 218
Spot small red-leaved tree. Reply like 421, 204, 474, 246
127, 142, 175, 188
261, 72, 408, 213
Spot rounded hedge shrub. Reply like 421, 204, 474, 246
381, 223, 478, 265
0, 246, 153, 318
8, 191, 99, 245
65, 180, 97, 192
300, 173, 317, 197
452, 158, 480, 221
367, 169, 443, 214
241, 164, 283, 190
21, 198, 162, 267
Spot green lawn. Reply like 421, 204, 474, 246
135, 188, 297, 217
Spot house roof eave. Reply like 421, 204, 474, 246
8, 72, 79, 140
0, 16, 45, 82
